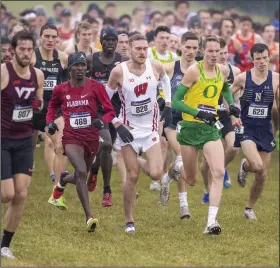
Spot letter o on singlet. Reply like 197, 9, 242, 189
203, 85, 218, 99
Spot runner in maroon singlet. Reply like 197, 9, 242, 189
46, 52, 115, 232
1, 31, 44, 259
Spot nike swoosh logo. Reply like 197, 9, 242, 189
81, 94, 88, 98
52, 63, 58, 66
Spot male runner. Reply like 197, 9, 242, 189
106, 34, 172, 233
86, 26, 128, 207
64, 21, 99, 56
231, 43, 279, 220
31, 23, 69, 209
201, 38, 241, 203
46, 52, 115, 231
1, 30, 44, 259
172, 35, 240, 235
1, 37, 14, 63
160, 32, 199, 220
116, 30, 129, 57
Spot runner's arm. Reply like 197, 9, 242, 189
158, 62, 171, 105
46, 85, 62, 124
96, 83, 116, 124
171, 66, 198, 116
276, 86, 279, 110
106, 65, 121, 99
35, 69, 44, 110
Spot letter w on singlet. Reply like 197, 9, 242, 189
134, 82, 148, 98
15, 87, 35, 99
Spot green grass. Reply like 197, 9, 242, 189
1, 144, 279, 267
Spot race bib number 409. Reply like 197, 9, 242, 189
69, 112, 91, 129
131, 98, 152, 116
12, 105, 33, 122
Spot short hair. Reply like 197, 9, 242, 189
103, 17, 115, 26
219, 17, 235, 31
250, 43, 269, 58
175, 0, 189, 9
53, 2, 63, 10
128, 33, 147, 46
202, 35, 220, 49
211, 10, 223, 16
262, 23, 274, 33
219, 38, 227, 48
129, 31, 141, 37
132, 8, 144, 16
155, 26, 170, 36
181, 31, 199, 43
11, 30, 36, 49
105, 2, 116, 9
240, 16, 253, 24
76, 21, 92, 34
119, 14, 131, 22
82, 15, 99, 25
117, 30, 129, 37
198, 9, 210, 15
150, 11, 163, 20
40, 23, 58, 36
230, 13, 240, 20
164, 10, 175, 17
1, 37, 11, 45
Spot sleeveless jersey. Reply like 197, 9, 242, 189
269, 42, 279, 72
34, 48, 64, 111
240, 70, 274, 126
150, 47, 175, 64
182, 61, 224, 123
171, 61, 184, 99
235, 32, 255, 72
119, 59, 159, 131
1, 62, 38, 139
91, 52, 122, 116
74, 45, 93, 55
217, 64, 234, 119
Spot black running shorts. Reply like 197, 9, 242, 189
1, 137, 33, 180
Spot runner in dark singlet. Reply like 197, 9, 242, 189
231, 43, 279, 221
1, 37, 13, 63
64, 22, 99, 56
1, 31, 44, 260
86, 26, 128, 207
30, 23, 69, 209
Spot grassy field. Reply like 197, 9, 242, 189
1, 143, 279, 267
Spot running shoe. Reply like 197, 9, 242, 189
102, 193, 112, 207
168, 158, 181, 181
125, 222, 135, 233
160, 183, 170, 205
87, 174, 97, 192
87, 218, 98, 232
48, 195, 67, 210
237, 158, 248, 187
1, 247, 16, 259
202, 192, 209, 204
223, 169, 232, 188
180, 205, 191, 219
203, 221, 221, 235
244, 208, 257, 221
149, 181, 161, 191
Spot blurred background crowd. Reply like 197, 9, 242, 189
1, 1, 279, 72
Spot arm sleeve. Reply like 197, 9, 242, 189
106, 85, 117, 100
97, 84, 116, 124
46, 85, 62, 125
221, 82, 234, 105
160, 73, 171, 103
171, 84, 198, 116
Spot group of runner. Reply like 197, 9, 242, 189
1, 17, 279, 259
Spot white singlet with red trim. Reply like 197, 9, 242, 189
119, 59, 159, 134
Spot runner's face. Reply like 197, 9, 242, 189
169, 34, 179, 52
203, 41, 220, 66
221, 20, 234, 38
1, 44, 14, 63
155, 31, 170, 52
70, 63, 87, 80
218, 46, 228, 65
78, 29, 93, 45
130, 40, 148, 64
240, 20, 252, 34
253, 50, 269, 72
14, 40, 34, 67
181, 39, 199, 62
116, 34, 129, 56
41, 29, 58, 51
262, 25, 275, 43
102, 37, 118, 53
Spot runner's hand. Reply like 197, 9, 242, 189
229, 105, 241, 118
47, 122, 59, 135
157, 97, 165, 111
91, 119, 105, 130
116, 125, 134, 143
160, 106, 172, 128
195, 111, 216, 125
32, 98, 42, 111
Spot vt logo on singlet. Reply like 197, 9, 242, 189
15, 87, 35, 99
134, 82, 148, 98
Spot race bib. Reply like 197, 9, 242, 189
217, 103, 227, 111
234, 126, 244, 134
131, 98, 152, 116
197, 104, 216, 114
248, 104, 268, 118
214, 120, 224, 130
69, 112, 91, 129
12, 105, 33, 122
43, 76, 57, 91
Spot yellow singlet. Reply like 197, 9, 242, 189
183, 61, 224, 123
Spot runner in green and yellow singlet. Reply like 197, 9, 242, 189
172, 35, 241, 235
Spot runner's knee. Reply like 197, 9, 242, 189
75, 167, 88, 180
100, 140, 112, 153
211, 167, 225, 180
14, 189, 28, 202
126, 167, 138, 183
250, 160, 264, 173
